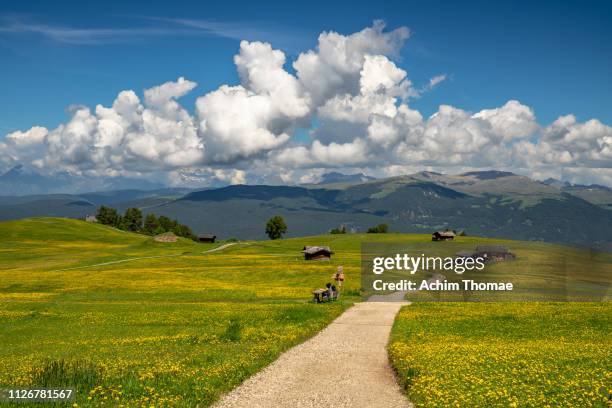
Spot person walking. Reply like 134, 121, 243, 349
331, 265, 345, 299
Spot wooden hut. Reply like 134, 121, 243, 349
432, 230, 456, 241
198, 234, 217, 243
302, 246, 333, 261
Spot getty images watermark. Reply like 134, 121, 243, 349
370, 252, 513, 291
360, 242, 610, 302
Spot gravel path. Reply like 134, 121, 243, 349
214, 298, 412, 408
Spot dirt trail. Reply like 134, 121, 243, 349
214, 298, 412, 408
51, 242, 240, 272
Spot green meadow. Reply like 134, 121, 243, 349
0, 217, 610, 407
0, 218, 360, 406
389, 303, 611, 407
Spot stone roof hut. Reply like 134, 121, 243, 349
302, 246, 333, 261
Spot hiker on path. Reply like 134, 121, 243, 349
332, 265, 345, 299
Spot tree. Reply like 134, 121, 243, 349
122, 208, 143, 232
265, 216, 287, 240
173, 223, 196, 240
96, 206, 119, 226
158, 216, 176, 232
94, 205, 195, 240
367, 223, 389, 233
143, 213, 160, 235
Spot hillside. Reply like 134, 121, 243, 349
0, 217, 353, 406
0, 217, 609, 406
2, 217, 608, 299
0, 217, 205, 272
1, 171, 611, 246
0, 189, 194, 222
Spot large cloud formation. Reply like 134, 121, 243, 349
2, 21, 611, 186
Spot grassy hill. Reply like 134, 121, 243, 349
0, 218, 610, 406
0, 218, 203, 272
0, 218, 361, 406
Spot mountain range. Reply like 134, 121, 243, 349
0, 165, 165, 195
1, 169, 610, 247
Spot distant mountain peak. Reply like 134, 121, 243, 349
1, 164, 25, 178
542, 178, 572, 188
0, 164, 53, 188
317, 172, 375, 184
414, 171, 443, 178
0, 164, 165, 196
588, 184, 612, 191
461, 170, 516, 180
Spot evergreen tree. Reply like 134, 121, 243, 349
96, 206, 120, 226
143, 213, 160, 235
158, 216, 176, 232
95, 206, 195, 240
173, 223, 196, 240
153, 225, 166, 235
122, 208, 143, 232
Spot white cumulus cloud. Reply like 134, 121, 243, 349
2, 21, 611, 187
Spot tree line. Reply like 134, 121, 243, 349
96, 206, 196, 240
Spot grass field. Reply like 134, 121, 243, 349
389, 303, 611, 407
0, 218, 363, 407
0, 217, 610, 407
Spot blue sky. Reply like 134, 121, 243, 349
1, 0, 611, 188
1, 0, 611, 134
